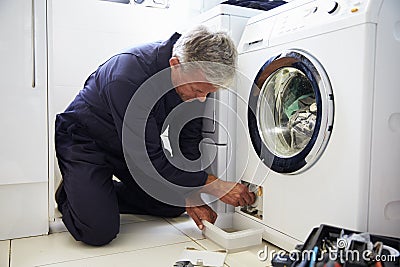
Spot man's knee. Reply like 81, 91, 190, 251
62, 209, 120, 246
80, 222, 119, 246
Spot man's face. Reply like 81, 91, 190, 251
170, 58, 219, 102
174, 76, 218, 102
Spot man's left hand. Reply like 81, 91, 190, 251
186, 204, 217, 230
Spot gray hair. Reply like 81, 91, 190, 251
172, 25, 237, 88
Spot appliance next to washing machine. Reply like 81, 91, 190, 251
235, 0, 400, 251
185, 4, 263, 214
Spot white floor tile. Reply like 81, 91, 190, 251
11, 220, 191, 267
195, 238, 282, 267
166, 214, 205, 240
0, 240, 9, 267
35, 241, 204, 267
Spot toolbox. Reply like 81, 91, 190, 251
272, 224, 400, 267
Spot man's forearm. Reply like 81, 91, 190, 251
203, 174, 225, 197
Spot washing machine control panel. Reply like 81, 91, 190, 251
319, 1, 339, 14
269, 0, 380, 46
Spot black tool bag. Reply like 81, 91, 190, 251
272, 224, 400, 267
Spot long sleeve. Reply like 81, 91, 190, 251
100, 68, 207, 189
78, 33, 208, 197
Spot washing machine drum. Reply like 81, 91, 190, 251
248, 49, 334, 173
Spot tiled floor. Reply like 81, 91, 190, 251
0, 240, 9, 267
1, 214, 282, 267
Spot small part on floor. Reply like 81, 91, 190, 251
175, 247, 227, 266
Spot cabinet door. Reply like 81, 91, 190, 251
0, 0, 48, 240
198, 16, 230, 144
0, 0, 48, 185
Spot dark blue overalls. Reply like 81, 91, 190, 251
55, 33, 208, 246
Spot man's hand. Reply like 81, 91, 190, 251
218, 182, 256, 206
186, 204, 217, 230
204, 175, 256, 207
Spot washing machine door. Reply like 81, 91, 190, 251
248, 49, 334, 173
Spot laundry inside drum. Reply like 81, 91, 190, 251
257, 67, 317, 158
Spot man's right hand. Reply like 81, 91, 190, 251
204, 175, 256, 207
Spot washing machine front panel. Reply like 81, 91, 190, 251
236, 0, 400, 248
237, 21, 378, 245
248, 50, 334, 173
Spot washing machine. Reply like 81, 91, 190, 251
235, 0, 400, 251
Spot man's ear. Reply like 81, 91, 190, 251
169, 57, 180, 68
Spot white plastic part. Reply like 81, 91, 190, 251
202, 213, 264, 251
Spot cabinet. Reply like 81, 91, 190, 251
0, 0, 48, 240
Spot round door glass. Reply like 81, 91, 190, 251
256, 66, 317, 158
248, 49, 334, 173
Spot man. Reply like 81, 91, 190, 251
55, 26, 255, 246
